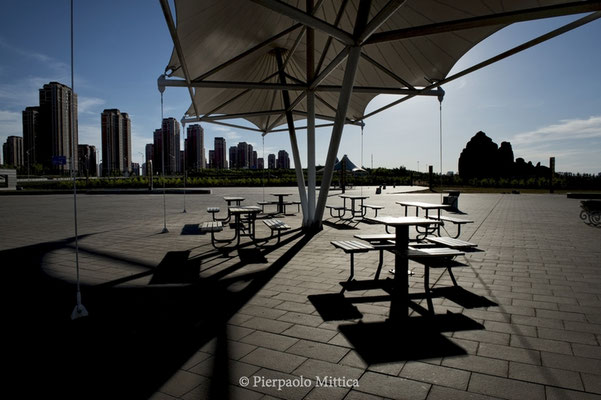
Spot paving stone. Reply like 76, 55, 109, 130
476, 343, 540, 365
343, 390, 386, 400
239, 330, 299, 351
240, 316, 293, 333
157, 370, 207, 398
441, 354, 508, 377
356, 371, 431, 400
277, 311, 325, 327
426, 385, 503, 400
537, 326, 599, 345
582, 373, 601, 394
452, 329, 510, 345
286, 340, 350, 363
240, 347, 307, 374
468, 372, 545, 400
545, 387, 601, 400
399, 361, 470, 390
240, 304, 288, 320
281, 324, 338, 343
508, 361, 583, 390
541, 352, 601, 373
509, 334, 573, 355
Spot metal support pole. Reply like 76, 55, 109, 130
313, 46, 362, 227
314, 0, 370, 228
274, 49, 308, 224
306, 0, 316, 227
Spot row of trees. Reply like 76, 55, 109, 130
17, 166, 600, 190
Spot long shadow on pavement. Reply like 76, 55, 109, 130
2, 229, 312, 400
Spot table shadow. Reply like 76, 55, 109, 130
338, 312, 483, 363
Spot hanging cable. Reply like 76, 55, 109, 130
360, 121, 364, 196
181, 118, 187, 213
70, 0, 87, 320
438, 87, 445, 204
160, 84, 168, 233
262, 135, 266, 201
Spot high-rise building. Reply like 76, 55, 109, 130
145, 143, 154, 170
101, 109, 131, 175
3, 136, 23, 167
159, 118, 180, 174
251, 150, 258, 169
214, 137, 227, 169
38, 82, 78, 172
258, 157, 264, 170
268, 153, 276, 169
247, 143, 254, 169
229, 146, 238, 169
237, 142, 248, 169
22, 106, 40, 165
77, 144, 97, 177
153, 129, 163, 174
185, 124, 205, 171
277, 150, 290, 169
208, 150, 215, 168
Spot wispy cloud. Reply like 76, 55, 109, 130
512, 115, 601, 144
0, 37, 68, 75
78, 97, 105, 115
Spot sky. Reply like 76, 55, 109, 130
1, 1, 600, 174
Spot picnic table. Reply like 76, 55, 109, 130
339, 194, 369, 220
271, 193, 291, 215
208, 206, 262, 248
363, 216, 441, 321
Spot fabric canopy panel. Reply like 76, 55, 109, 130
164, 0, 578, 132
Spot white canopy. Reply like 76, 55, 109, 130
160, 0, 601, 229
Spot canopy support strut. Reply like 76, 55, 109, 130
314, 0, 371, 229
306, 0, 316, 228
275, 48, 308, 224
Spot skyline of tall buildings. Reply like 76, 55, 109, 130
3, 81, 293, 174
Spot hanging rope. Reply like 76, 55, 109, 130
360, 121, 364, 196
262, 135, 266, 201
438, 87, 445, 204
160, 86, 168, 233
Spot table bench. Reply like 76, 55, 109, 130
362, 204, 384, 217
331, 240, 375, 281
263, 219, 291, 243
206, 207, 221, 221
200, 221, 223, 233
430, 215, 474, 238
408, 247, 468, 313
354, 234, 397, 280
326, 205, 346, 218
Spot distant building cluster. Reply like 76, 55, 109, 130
2, 81, 290, 177
144, 119, 291, 176
4, 82, 83, 174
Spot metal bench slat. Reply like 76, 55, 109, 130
200, 221, 223, 232
427, 236, 477, 248
331, 240, 374, 253
438, 216, 473, 224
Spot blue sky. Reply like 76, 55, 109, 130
1, 1, 600, 174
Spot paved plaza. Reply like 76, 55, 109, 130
2, 187, 601, 400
